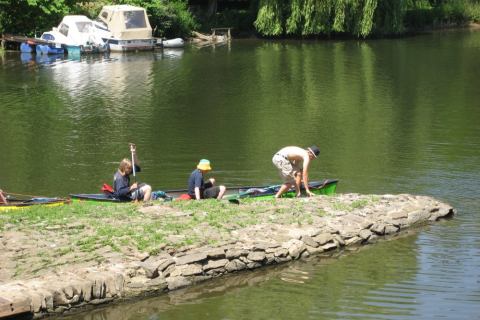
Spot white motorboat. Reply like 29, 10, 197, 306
39, 15, 108, 54
94, 5, 156, 52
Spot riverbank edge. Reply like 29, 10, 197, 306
0, 193, 455, 319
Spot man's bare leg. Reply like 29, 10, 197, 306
275, 182, 294, 198
217, 185, 226, 199
294, 170, 302, 196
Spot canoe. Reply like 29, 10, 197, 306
70, 179, 339, 204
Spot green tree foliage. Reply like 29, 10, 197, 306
0, 0, 81, 36
254, 0, 409, 37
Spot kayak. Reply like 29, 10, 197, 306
0, 192, 71, 211
70, 179, 339, 204
224, 179, 339, 200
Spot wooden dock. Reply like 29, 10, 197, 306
0, 34, 50, 50
192, 28, 232, 43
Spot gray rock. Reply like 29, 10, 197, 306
385, 225, 399, 234
157, 258, 175, 272
253, 242, 281, 251
389, 211, 408, 219
384, 218, 400, 227
207, 248, 226, 259
275, 255, 293, 264
313, 233, 334, 245
203, 259, 229, 271
339, 226, 359, 239
145, 277, 168, 289
225, 259, 247, 272
429, 206, 453, 221
408, 209, 431, 224
370, 223, 385, 235
47, 283, 68, 307
344, 236, 362, 246
333, 235, 345, 247
359, 229, 372, 240
321, 242, 338, 251
206, 267, 226, 275
225, 249, 249, 259
247, 251, 266, 262
301, 235, 319, 247
175, 252, 208, 266
182, 264, 203, 276
247, 262, 262, 269
274, 248, 289, 257
286, 240, 306, 260
167, 276, 191, 290
134, 261, 159, 279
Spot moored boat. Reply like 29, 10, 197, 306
38, 15, 108, 54
0, 190, 71, 211
70, 179, 339, 204
93, 5, 156, 52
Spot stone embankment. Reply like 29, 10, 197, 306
0, 194, 455, 319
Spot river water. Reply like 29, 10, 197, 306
1, 28, 479, 319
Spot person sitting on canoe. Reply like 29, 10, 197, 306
113, 146, 152, 202
272, 146, 320, 198
188, 159, 226, 200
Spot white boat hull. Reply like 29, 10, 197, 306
103, 38, 155, 52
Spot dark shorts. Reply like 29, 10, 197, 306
203, 186, 220, 199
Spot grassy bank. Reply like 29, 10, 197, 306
1, 196, 386, 280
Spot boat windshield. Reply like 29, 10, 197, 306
94, 17, 109, 30
123, 10, 147, 29
76, 22, 94, 33
59, 23, 69, 37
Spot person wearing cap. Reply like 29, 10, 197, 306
188, 159, 226, 200
272, 146, 320, 198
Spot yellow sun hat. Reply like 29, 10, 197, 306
197, 159, 212, 171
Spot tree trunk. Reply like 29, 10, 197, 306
206, 0, 218, 21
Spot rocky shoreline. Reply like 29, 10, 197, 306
0, 194, 455, 319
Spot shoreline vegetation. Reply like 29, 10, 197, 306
0, 194, 455, 319
0, 1, 480, 41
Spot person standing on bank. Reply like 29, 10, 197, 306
188, 159, 226, 200
113, 145, 152, 202
272, 146, 320, 198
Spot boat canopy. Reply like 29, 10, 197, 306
95, 5, 152, 40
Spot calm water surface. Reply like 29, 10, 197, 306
1, 28, 479, 319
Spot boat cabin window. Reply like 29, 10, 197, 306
42, 34, 55, 41
101, 11, 109, 20
124, 10, 147, 29
59, 23, 69, 37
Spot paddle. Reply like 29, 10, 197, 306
130, 143, 139, 203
